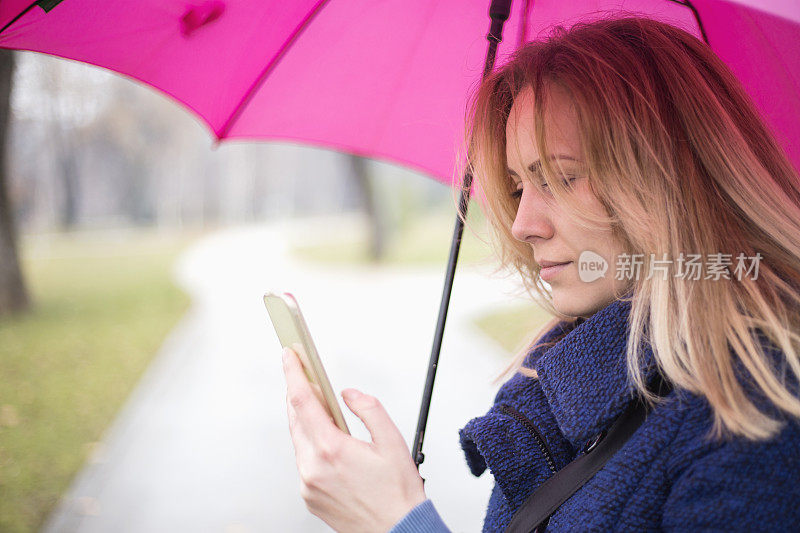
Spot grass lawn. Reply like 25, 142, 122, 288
473, 303, 555, 356
0, 230, 192, 533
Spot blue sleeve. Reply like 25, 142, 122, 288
388, 499, 451, 533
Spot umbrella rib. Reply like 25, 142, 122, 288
666, 0, 709, 44
217, 0, 332, 140
0, 1, 39, 36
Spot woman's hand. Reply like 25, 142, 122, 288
281, 347, 427, 533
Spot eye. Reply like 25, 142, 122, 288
511, 176, 581, 199
541, 175, 580, 190
509, 177, 523, 199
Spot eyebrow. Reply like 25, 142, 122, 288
507, 154, 579, 177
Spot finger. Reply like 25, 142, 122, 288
307, 380, 326, 411
282, 347, 338, 443
282, 347, 332, 420
286, 402, 324, 464
341, 389, 409, 453
285, 398, 305, 442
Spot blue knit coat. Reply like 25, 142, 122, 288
390, 296, 800, 532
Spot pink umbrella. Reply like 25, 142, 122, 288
2, 1, 798, 181
2, 0, 799, 472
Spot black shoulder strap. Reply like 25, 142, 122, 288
505, 372, 673, 533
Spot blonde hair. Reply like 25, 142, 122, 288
457, 15, 800, 442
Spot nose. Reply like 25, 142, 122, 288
510, 186, 555, 244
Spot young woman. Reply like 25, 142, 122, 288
281, 15, 800, 531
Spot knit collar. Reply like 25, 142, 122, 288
457, 295, 659, 512
530, 295, 657, 448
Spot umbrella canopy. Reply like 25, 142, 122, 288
2, 0, 798, 186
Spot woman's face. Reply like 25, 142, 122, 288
505, 84, 632, 318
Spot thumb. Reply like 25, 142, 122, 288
341, 389, 408, 452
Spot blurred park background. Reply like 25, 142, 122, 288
0, 49, 554, 532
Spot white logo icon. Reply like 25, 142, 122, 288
578, 251, 607, 282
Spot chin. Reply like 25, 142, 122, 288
551, 284, 613, 319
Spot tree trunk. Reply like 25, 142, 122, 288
349, 155, 386, 262
55, 129, 79, 229
0, 49, 30, 316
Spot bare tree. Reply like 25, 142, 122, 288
12, 53, 111, 230
0, 50, 30, 316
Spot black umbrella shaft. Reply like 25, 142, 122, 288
412, 170, 473, 469
412, 0, 512, 473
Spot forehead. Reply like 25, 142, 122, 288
505, 84, 581, 163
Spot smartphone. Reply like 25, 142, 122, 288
263, 291, 350, 434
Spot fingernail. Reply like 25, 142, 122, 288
282, 348, 291, 364
344, 389, 362, 400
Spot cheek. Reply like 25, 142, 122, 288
575, 189, 619, 244
559, 218, 622, 270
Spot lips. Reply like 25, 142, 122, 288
539, 261, 572, 282
538, 260, 570, 268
